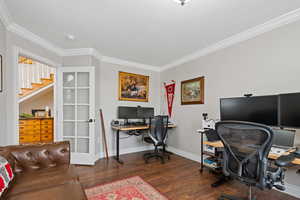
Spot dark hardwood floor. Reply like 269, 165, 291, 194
74, 151, 298, 200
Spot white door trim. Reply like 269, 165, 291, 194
12, 46, 60, 145
57, 66, 96, 165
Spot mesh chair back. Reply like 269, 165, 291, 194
149, 116, 169, 144
215, 121, 274, 186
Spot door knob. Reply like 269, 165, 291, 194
88, 119, 95, 123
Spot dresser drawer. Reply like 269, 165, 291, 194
40, 129, 53, 135
19, 135, 40, 143
19, 120, 40, 126
40, 134, 53, 142
41, 119, 53, 125
41, 124, 53, 130
19, 125, 41, 131
19, 129, 40, 136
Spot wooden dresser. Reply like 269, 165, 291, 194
19, 118, 53, 144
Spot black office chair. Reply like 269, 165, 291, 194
215, 121, 294, 200
143, 116, 170, 164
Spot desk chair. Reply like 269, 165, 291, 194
215, 121, 294, 200
143, 116, 170, 164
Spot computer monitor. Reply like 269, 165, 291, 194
137, 107, 154, 119
272, 129, 295, 148
117, 106, 137, 119
220, 95, 278, 126
279, 93, 300, 128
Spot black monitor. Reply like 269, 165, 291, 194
137, 107, 154, 119
220, 95, 278, 126
272, 129, 295, 148
279, 93, 300, 128
118, 106, 137, 119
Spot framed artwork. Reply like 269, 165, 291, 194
0, 55, 2, 92
118, 71, 149, 102
181, 76, 205, 105
32, 109, 47, 118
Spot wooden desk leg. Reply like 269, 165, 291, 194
200, 132, 204, 173
113, 130, 124, 164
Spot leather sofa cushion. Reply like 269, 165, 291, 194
7, 179, 87, 200
4, 142, 70, 173
6, 165, 78, 197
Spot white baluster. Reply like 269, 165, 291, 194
19, 63, 22, 92
21, 64, 25, 89
27, 64, 31, 88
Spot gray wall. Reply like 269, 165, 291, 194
0, 21, 6, 146
99, 62, 161, 155
161, 20, 300, 156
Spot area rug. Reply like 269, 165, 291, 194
85, 176, 168, 200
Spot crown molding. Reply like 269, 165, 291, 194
161, 8, 300, 71
7, 23, 65, 56
0, 0, 13, 27
102, 56, 161, 72
63, 48, 103, 61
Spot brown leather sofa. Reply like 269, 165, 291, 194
0, 141, 87, 200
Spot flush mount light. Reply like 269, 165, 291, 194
66, 34, 76, 40
173, 0, 191, 6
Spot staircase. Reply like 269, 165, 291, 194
18, 57, 55, 99
19, 73, 54, 98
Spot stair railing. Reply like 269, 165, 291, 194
19, 61, 55, 92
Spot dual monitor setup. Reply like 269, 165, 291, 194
118, 106, 154, 125
220, 92, 300, 148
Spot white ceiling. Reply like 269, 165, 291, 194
4, 0, 300, 67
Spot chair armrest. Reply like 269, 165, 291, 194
275, 154, 295, 167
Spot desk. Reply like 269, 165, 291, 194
203, 140, 300, 165
112, 124, 176, 164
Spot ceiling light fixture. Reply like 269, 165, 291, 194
173, 0, 191, 6
66, 34, 76, 41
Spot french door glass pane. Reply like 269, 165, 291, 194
63, 122, 75, 136
77, 122, 89, 137
77, 72, 89, 87
64, 89, 75, 104
77, 138, 89, 153
77, 89, 89, 104
63, 72, 75, 87
77, 105, 89, 121
63, 105, 75, 120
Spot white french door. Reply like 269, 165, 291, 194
57, 67, 95, 165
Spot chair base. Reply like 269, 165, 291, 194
218, 194, 256, 200
218, 185, 256, 200
143, 149, 170, 164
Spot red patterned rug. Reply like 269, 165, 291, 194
85, 176, 168, 200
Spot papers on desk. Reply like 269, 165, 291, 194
270, 147, 292, 156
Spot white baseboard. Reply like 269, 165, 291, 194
279, 182, 300, 198
94, 145, 153, 162
116, 145, 153, 156
167, 146, 201, 163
